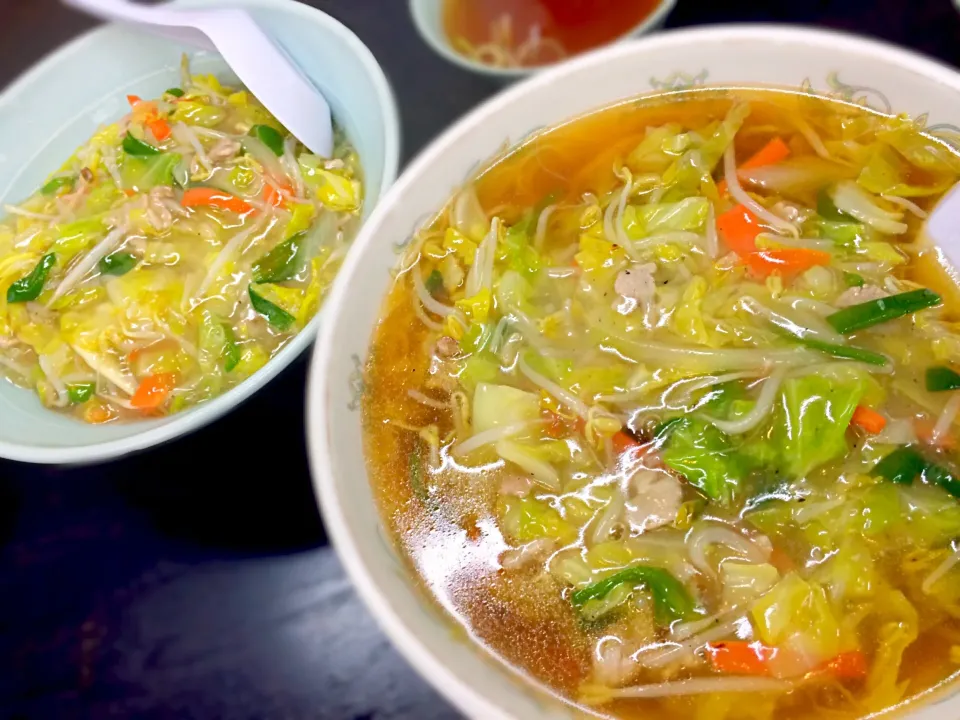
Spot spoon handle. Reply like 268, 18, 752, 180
62, 0, 216, 50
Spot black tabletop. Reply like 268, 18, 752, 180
2, 2, 960, 719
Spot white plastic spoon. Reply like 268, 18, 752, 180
62, 0, 334, 157
927, 183, 960, 267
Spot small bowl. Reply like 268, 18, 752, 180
0, 0, 399, 465
307, 25, 960, 720
409, 0, 677, 81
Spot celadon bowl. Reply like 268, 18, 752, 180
306, 25, 960, 720
409, 0, 677, 81
0, 0, 399, 464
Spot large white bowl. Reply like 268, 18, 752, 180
409, 0, 676, 81
307, 25, 960, 720
0, 0, 399, 464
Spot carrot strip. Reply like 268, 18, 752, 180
147, 117, 172, 142
131, 373, 176, 410
851, 405, 887, 434
262, 182, 293, 208
717, 137, 791, 195
126, 94, 143, 107
707, 641, 777, 675
612, 429, 642, 454
743, 248, 831, 277
820, 651, 868, 680
716, 204, 763, 255
915, 418, 957, 452
181, 187, 256, 215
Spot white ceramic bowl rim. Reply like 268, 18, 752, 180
308, 24, 960, 720
0, 0, 399, 465
409, 0, 678, 78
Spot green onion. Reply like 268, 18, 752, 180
122, 131, 162, 156
817, 187, 855, 222
424, 269, 444, 294
249, 286, 295, 330
826, 288, 941, 334
41, 176, 74, 196
250, 124, 285, 156
926, 366, 960, 392
842, 272, 865, 288
98, 252, 139, 276
67, 382, 96, 404
165, 87, 185, 98
796, 336, 888, 366
571, 565, 697, 625
873, 445, 960, 498
7, 253, 56, 303
252, 232, 306, 283
222, 323, 241, 372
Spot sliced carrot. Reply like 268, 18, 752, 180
612, 429, 642, 454
543, 410, 567, 439
743, 248, 831, 277
131, 373, 176, 411
126, 94, 143, 107
122, 189, 136, 197
181, 187, 256, 215
716, 203, 763, 255
262, 181, 293, 208
851, 405, 887, 434
717, 137, 791, 195
147, 117, 172, 142
84, 402, 115, 424
915, 417, 957, 452
820, 651, 868, 680
707, 641, 777, 675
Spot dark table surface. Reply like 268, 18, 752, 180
2, 1, 960, 719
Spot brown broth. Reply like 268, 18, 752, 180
443, 0, 662, 68
363, 89, 960, 718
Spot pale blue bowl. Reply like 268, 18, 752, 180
0, 0, 399, 464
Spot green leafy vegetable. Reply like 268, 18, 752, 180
253, 232, 306, 283
67, 382, 96, 404
571, 565, 697, 625
41, 176, 74, 196
98, 252, 138, 276
622, 197, 709, 238
843, 272, 865, 288
120, 151, 182, 190
222, 324, 241, 372
6, 253, 56, 303
122, 131, 161, 156
826, 288, 941, 334
165, 87, 185, 98
424, 269, 444, 294
658, 417, 746, 503
770, 372, 865, 477
817, 187, 855, 221
249, 286, 295, 330
926, 366, 960, 392
500, 224, 541, 277
250, 124, 284, 156
872, 445, 960, 498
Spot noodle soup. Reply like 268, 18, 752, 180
0, 60, 362, 423
443, 0, 663, 69
362, 89, 960, 718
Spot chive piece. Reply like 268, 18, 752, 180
842, 272, 865, 288
67, 382, 96, 404
98, 252, 138, 276
926, 366, 960, 393
248, 286, 295, 330
571, 565, 696, 625
424, 269, 444, 294
924, 463, 960, 499
165, 87, 185, 98
817, 187, 855, 221
222, 323, 241, 372
872, 446, 927, 485
826, 288, 941, 335
122, 131, 162, 156
7, 253, 56, 303
796, 336, 888, 366
250, 124, 285, 156
252, 232, 306, 283
41, 176, 75, 196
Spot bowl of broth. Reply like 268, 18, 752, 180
0, 0, 399, 464
307, 24, 960, 720
410, 0, 677, 79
